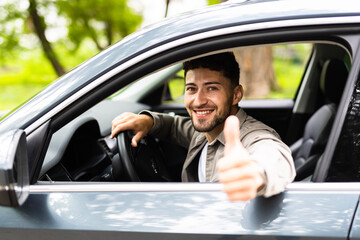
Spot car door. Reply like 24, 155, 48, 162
2, 6, 360, 240
0, 182, 358, 240
1, 44, 359, 240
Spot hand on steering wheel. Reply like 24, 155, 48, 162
111, 112, 153, 147
112, 130, 172, 182
111, 112, 171, 182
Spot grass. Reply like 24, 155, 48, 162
0, 42, 98, 111
0, 84, 47, 111
270, 58, 306, 99
0, 51, 55, 111
268, 44, 311, 99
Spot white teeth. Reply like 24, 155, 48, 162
197, 110, 211, 115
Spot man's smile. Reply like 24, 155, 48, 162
192, 107, 216, 119
194, 109, 213, 115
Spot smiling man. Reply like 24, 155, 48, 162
111, 52, 295, 201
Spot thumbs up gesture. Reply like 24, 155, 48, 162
217, 116, 265, 201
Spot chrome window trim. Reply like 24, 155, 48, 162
30, 182, 360, 193
287, 182, 360, 191
31, 182, 224, 193
26, 16, 360, 134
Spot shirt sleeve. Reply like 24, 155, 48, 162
139, 110, 194, 149
243, 130, 296, 197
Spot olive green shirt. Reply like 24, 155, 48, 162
143, 108, 295, 197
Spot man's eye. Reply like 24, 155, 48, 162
209, 86, 218, 91
186, 87, 196, 92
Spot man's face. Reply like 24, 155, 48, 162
184, 67, 238, 133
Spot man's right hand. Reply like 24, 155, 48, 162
111, 112, 154, 147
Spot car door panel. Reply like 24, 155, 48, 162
0, 183, 357, 240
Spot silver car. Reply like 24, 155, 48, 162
1, 0, 360, 239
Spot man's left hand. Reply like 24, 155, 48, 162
217, 116, 265, 201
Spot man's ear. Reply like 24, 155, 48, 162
233, 85, 243, 105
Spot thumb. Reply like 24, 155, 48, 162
224, 116, 241, 156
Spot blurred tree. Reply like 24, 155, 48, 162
0, 0, 142, 76
205, 0, 279, 98
55, 0, 142, 52
28, 0, 65, 76
165, 0, 170, 17
234, 47, 279, 98
0, 2, 27, 61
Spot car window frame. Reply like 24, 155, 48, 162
313, 36, 360, 182
26, 22, 360, 186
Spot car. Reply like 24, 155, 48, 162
1, 0, 360, 239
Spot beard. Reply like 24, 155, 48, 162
190, 102, 232, 132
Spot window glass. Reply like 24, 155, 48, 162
39, 43, 314, 183
162, 43, 313, 103
269, 44, 313, 99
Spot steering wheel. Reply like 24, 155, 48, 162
114, 131, 140, 181
113, 131, 172, 182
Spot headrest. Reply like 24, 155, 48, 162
319, 59, 349, 104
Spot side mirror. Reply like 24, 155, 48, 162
0, 130, 29, 207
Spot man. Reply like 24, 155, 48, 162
111, 52, 295, 201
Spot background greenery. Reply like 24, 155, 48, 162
0, 0, 144, 112
271, 44, 312, 99
0, 41, 97, 110
167, 44, 312, 102
0, 0, 312, 113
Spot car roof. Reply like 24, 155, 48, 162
1, 0, 360, 133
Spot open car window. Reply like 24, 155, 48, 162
163, 43, 313, 104
38, 40, 351, 184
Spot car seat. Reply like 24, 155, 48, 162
290, 59, 349, 181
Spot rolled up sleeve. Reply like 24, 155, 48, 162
244, 131, 296, 197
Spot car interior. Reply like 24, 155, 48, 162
37, 40, 351, 185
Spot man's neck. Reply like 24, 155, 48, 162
205, 123, 224, 143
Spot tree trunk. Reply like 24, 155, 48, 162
165, 0, 170, 17
234, 46, 279, 98
105, 20, 113, 46
28, 0, 65, 76
82, 16, 104, 51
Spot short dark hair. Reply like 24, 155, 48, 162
183, 52, 240, 87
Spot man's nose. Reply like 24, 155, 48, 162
193, 89, 207, 106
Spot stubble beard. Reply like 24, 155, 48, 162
190, 102, 232, 132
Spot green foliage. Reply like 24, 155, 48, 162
0, 46, 55, 111
269, 44, 312, 99
0, 40, 100, 111
0, 0, 143, 111
271, 58, 305, 99
0, 84, 46, 111
166, 70, 185, 102
0, 51, 52, 86
0, 1, 312, 112
56, 0, 142, 51
0, 2, 27, 61
207, 0, 222, 5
